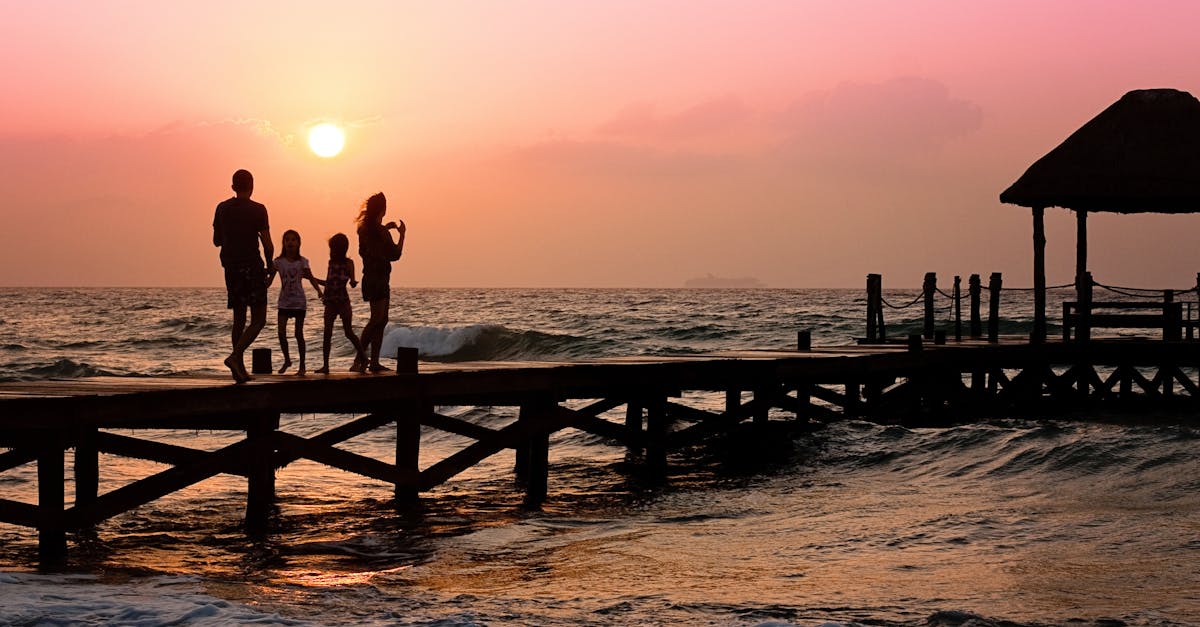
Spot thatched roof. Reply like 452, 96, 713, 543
1000, 88, 1200, 213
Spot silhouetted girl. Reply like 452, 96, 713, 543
268, 229, 323, 375
315, 233, 367, 374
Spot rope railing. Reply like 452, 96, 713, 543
880, 292, 925, 310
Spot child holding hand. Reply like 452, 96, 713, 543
315, 233, 368, 374
268, 229, 323, 375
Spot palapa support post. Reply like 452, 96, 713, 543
953, 275, 962, 342
968, 274, 982, 339
74, 426, 99, 509
395, 347, 418, 374
518, 396, 554, 505
251, 348, 272, 375
988, 272, 1002, 343
923, 272, 937, 340
37, 434, 67, 568
1032, 207, 1047, 343
395, 400, 424, 504
244, 412, 279, 534
797, 330, 811, 351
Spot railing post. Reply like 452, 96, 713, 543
987, 272, 1002, 343
866, 274, 882, 342
1164, 290, 1182, 341
1078, 272, 1092, 342
923, 272, 936, 340
969, 274, 982, 339
953, 275, 962, 342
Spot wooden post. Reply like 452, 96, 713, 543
844, 382, 861, 417
645, 398, 669, 474
794, 381, 810, 422
907, 334, 923, 352
923, 272, 937, 340
395, 402, 422, 503
518, 397, 553, 505
74, 426, 98, 509
1076, 209, 1088, 296
625, 400, 643, 453
953, 275, 962, 342
1078, 271, 1093, 342
1033, 207, 1047, 343
251, 348, 272, 375
37, 434, 66, 567
797, 330, 811, 351
752, 386, 770, 424
245, 413, 278, 534
968, 274, 982, 339
395, 347, 419, 374
866, 274, 882, 342
988, 272, 1002, 343
1164, 290, 1182, 341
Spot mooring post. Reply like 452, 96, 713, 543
395, 347, 418, 374
923, 272, 937, 340
37, 434, 66, 568
625, 399, 643, 453
968, 274, 982, 339
251, 348, 272, 375
988, 272, 1002, 343
953, 275, 962, 342
797, 330, 811, 351
245, 412, 278, 534
74, 426, 99, 509
518, 396, 553, 505
395, 401, 423, 504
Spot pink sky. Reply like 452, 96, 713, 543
1, 1, 1199, 288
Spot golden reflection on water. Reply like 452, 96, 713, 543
279, 564, 412, 587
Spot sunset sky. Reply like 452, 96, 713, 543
2, 1, 1199, 288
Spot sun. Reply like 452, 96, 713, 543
307, 123, 345, 158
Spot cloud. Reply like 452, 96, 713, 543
774, 77, 983, 159
596, 96, 750, 140
509, 138, 738, 178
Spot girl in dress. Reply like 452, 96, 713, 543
268, 229, 323, 375
315, 233, 368, 374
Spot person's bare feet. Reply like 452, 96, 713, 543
314, 365, 329, 374
368, 362, 391, 373
350, 355, 365, 373
278, 358, 292, 374
224, 355, 247, 384
297, 360, 306, 376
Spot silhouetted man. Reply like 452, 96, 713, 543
213, 169, 273, 383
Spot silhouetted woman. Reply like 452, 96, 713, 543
355, 192, 405, 372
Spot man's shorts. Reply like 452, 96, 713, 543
224, 263, 268, 309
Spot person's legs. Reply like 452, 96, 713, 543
317, 310, 335, 374
231, 306, 247, 349
367, 296, 390, 371
227, 302, 267, 382
295, 314, 307, 375
341, 308, 367, 367
277, 312, 292, 373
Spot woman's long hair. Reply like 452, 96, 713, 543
356, 192, 386, 228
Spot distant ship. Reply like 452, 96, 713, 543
683, 274, 766, 288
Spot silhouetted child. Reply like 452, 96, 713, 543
267, 229, 323, 375
314, 233, 368, 374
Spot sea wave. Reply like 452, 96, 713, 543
380, 324, 616, 362
6, 358, 124, 380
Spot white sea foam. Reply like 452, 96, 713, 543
381, 323, 500, 358
0, 573, 314, 626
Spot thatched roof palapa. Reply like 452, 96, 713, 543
1000, 88, 1200, 213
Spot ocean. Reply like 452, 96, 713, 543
0, 287, 1197, 626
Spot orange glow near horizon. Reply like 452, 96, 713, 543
2, 2, 1200, 288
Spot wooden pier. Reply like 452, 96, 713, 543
3, 338, 1200, 567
